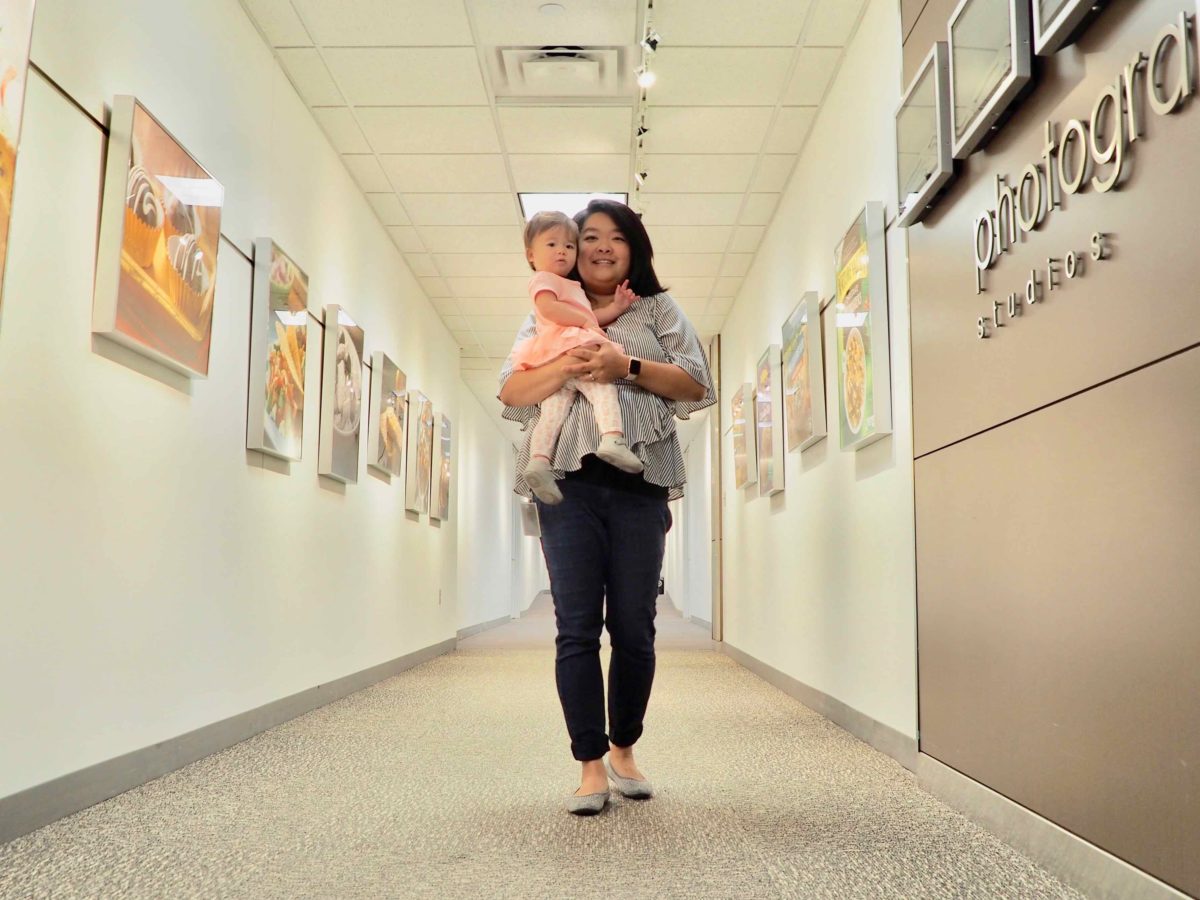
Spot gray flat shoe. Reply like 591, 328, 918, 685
566, 790, 610, 816
605, 758, 654, 799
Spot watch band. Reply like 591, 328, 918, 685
624, 357, 642, 382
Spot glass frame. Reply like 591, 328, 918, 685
1033, 0, 1103, 55
896, 42, 954, 228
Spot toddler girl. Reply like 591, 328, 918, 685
512, 211, 642, 505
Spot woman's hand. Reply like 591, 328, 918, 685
563, 344, 629, 384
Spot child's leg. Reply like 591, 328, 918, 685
529, 381, 579, 461
576, 380, 643, 474
575, 379, 623, 437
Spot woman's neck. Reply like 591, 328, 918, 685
585, 288, 615, 308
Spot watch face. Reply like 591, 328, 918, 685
629, 358, 641, 376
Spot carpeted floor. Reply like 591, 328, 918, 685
0, 601, 1085, 899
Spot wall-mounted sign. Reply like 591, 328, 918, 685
318, 304, 365, 484
948, 0, 1033, 159
781, 291, 827, 452
897, 42, 954, 227
834, 203, 892, 451
1034, 0, 1107, 55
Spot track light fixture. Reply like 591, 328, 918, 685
635, 171, 647, 186
640, 30, 661, 53
636, 67, 656, 89
637, 123, 649, 137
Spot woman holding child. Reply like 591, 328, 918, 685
498, 200, 714, 815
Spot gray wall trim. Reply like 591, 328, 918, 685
689, 616, 713, 631
0, 637, 457, 846
456, 615, 511, 641
722, 642, 919, 772
917, 754, 1191, 900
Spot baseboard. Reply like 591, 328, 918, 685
917, 754, 1191, 900
721, 642, 918, 772
0, 637, 457, 846
689, 615, 712, 630
456, 614, 511, 641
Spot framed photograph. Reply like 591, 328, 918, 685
366, 352, 406, 478
1033, 0, 1103, 55
755, 345, 784, 496
317, 304, 364, 483
782, 291, 827, 452
405, 390, 434, 514
896, 42, 954, 228
834, 203, 892, 451
247, 240, 309, 461
947, 0, 1031, 159
430, 414, 452, 521
92, 96, 224, 376
731, 382, 757, 489
0, 0, 36, 312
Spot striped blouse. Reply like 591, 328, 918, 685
498, 291, 715, 501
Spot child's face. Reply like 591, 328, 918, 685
526, 226, 577, 276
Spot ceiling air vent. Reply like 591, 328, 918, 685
495, 46, 624, 98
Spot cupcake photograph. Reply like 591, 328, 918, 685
109, 100, 224, 377
0, 0, 36, 310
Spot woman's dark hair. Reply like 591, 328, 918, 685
573, 199, 666, 297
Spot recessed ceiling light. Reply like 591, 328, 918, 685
539, 3, 566, 15
519, 192, 628, 220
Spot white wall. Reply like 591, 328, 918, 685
662, 415, 713, 622
718, 0, 918, 739
0, 0, 511, 800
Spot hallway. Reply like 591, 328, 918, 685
0, 604, 1081, 899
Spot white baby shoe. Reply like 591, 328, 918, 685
523, 457, 564, 505
596, 434, 643, 474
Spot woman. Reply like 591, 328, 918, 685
498, 200, 715, 815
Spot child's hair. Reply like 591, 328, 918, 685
523, 211, 579, 253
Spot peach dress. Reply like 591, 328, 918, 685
510, 272, 623, 371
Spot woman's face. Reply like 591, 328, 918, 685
576, 212, 631, 296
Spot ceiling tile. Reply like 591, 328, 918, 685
654, 253, 724, 277
719, 254, 753, 276
661, 276, 716, 297
640, 193, 742, 226
730, 226, 764, 252
291, 0, 473, 45
460, 346, 491, 359
751, 155, 797, 192
456, 298, 532, 316
740, 193, 780, 226
804, 0, 865, 46
460, 358, 499, 372
365, 192, 410, 226
404, 253, 439, 277
640, 155, 757, 193
498, 107, 631, 155
312, 107, 370, 153
651, 49, 793, 106
653, 0, 812, 46
402, 193, 518, 226
649, 226, 733, 253
417, 226, 524, 253
388, 226, 426, 253
243, 0, 311, 46
509, 154, 629, 193
342, 154, 390, 191
433, 254, 531, 277
469, 0, 635, 46
782, 47, 842, 105
707, 298, 734, 315
714, 276, 743, 296
356, 108, 501, 154
420, 277, 452, 297
431, 298, 462, 316
462, 313, 531, 331
440, 315, 466, 331
765, 106, 817, 153
694, 314, 728, 332
381, 154, 510, 193
447, 276, 529, 298
277, 48, 343, 105
322, 48, 489, 106
452, 330, 477, 346
676, 298, 708, 316
642, 108, 773, 154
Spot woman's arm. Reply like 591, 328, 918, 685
562, 345, 705, 402
498, 352, 575, 407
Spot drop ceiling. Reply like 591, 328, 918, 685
240, 0, 867, 439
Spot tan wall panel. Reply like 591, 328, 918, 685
902, 0, 954, 83
916, 345, 1200, 896
909, 0, 1200, 456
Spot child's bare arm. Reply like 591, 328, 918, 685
594, 280, 639, 326
534, 291, 603, 332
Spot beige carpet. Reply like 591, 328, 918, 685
0, 603, 1085, 899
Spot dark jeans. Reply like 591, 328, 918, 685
537, 478, 672, 761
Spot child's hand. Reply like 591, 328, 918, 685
612, 280, 639, 313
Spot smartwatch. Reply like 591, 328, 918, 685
624, 357, 642, 382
